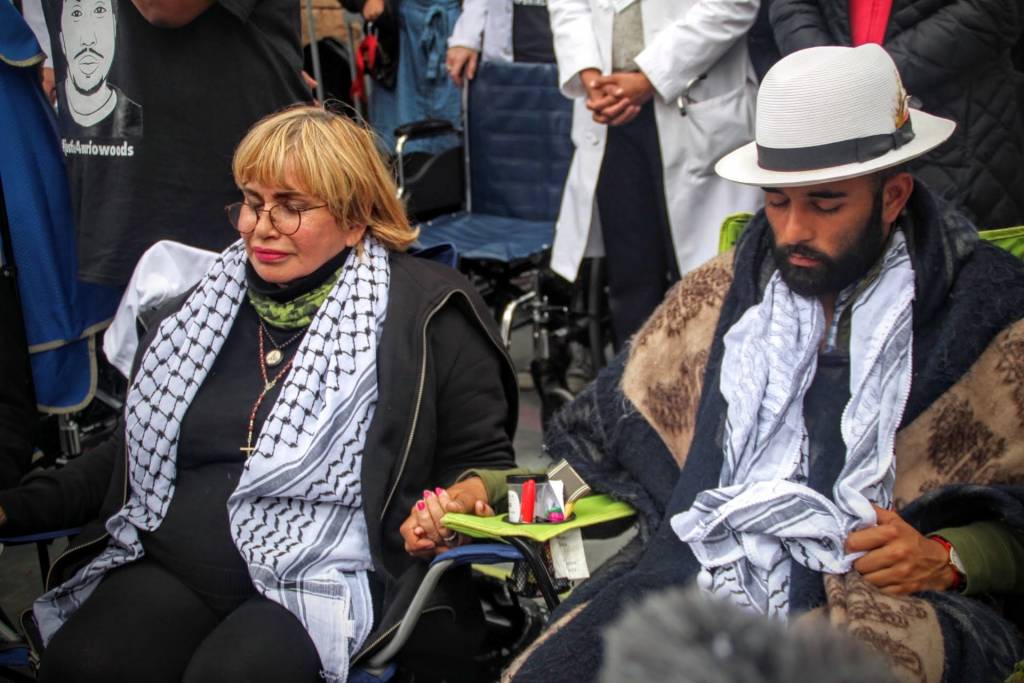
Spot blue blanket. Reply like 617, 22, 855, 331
0, 6, 120, 412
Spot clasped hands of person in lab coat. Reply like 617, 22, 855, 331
580, 68, 654, 126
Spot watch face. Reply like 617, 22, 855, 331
949, 546, 967, 575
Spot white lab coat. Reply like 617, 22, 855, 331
447, 0, 513, 62
548, 0, 763, 281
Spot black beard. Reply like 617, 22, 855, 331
772, 190, 886, 297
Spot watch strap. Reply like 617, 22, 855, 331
929, 534, 966, 592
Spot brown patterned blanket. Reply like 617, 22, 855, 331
507, 187, 1024, 683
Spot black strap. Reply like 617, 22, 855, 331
756, 117, 915, 172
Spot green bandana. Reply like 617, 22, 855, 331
247, 268, 343, 329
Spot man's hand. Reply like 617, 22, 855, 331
446, 47, 479, 87
589, 72, 653, 126
579, 68, 620, 125
40, 67, 56, 105
845, 505, 955, 595
399, 477, 494, 559
362, 0, 384, 21
301, 70, 318, 103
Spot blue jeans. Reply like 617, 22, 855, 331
370, 0, 461, 155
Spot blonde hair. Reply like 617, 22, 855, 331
232, 105, 418, 251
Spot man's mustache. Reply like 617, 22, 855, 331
74, 46, 105, 61
776, 243, 832, 264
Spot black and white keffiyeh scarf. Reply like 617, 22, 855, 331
36, 237, 390, 682
671, 231, 914, 618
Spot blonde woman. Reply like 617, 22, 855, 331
0, 106, 517, 683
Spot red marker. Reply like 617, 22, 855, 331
520, 479, 536, 524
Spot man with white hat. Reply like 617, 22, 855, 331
491, 43, 1024, 682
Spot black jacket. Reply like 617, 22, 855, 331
0, 251, 518, 657
769, 0, 1024, 230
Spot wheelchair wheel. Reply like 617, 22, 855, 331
473, 572, 547, 681
528, 258, 612, 430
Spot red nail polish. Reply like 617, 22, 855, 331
423, 490, 433, 497
417, 501, 425, 510
435, 487, 444, 496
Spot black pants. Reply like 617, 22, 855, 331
37, 560, 322, 683
595, 102, 680, 348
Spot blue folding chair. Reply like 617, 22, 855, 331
400, 60, 575, 312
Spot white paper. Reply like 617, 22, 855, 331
550, 528, 590, 580
539, 480, 565, 521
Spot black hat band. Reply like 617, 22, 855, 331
755, 117, 915, 172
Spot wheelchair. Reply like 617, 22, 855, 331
396, 60, 613, 429
0, 240, 548, 683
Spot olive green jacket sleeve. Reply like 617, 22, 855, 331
457, 466, 538, 505
932, 521, 1024, 596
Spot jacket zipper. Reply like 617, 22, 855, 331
44, 443, 129, 591
379, 289, 516, 521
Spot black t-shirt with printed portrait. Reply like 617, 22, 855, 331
42, 0, 308, 286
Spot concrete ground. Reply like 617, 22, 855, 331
0, 326, 633, 661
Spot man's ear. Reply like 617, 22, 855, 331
882, 172, 914, 224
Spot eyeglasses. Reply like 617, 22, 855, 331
225, 201, 327, 236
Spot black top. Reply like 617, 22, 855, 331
788, 352, 850, 612
138, 297, 270, 611
139, 251, 347, 610
39, 0, 308, 285
512, 0, 556, 64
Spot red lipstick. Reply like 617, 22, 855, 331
252, 247, 289, 263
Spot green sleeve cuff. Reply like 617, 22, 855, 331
456, 467, 535, 505
932, 521, 1024, 596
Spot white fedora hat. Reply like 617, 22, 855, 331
716, 44, 956, 187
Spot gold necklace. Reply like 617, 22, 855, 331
258, 319, 305, 367
240, 325, 295, 456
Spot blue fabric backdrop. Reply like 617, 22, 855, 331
1, 5, 121, 412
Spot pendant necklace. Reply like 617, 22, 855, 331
259, 320, 305, 368
241, 325, 296, 456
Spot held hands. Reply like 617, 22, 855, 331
581, 69, 654, 127
446, 47, 479, 87
845, 505, 955, 595
400, 477, 494, 559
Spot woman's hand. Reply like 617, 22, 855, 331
400, 478, 494, 559
845, 505, 956, 595
446, 47, 479, 87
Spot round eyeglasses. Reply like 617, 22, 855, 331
225, 201, 327, 236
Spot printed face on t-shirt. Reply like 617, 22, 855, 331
60, 0, 116, 96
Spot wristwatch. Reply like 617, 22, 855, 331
929, 535, 967, 592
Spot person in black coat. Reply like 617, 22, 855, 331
0, 106, 517, 683
769, 0, 1024, 230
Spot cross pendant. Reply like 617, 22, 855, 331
240, 446, 256, 454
